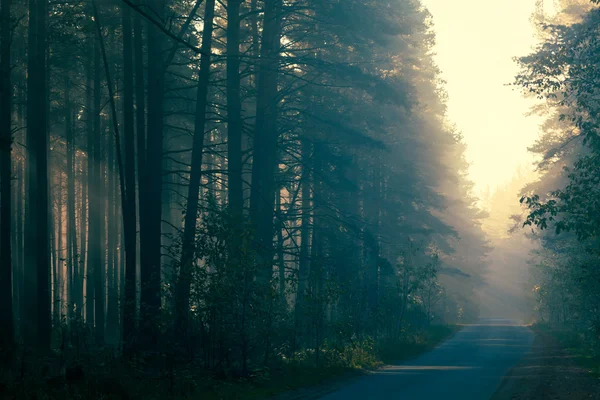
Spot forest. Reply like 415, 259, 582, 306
4, 0, 600, 398
516, 0, 600, 346
0, 0, 489, 396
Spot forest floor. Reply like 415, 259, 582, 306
0, 326, 459, 400
270, 325, 462, 400
492, 324, 600, 400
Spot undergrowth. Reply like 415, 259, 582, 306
533, 323, 600, 376
0, 325, 458, 399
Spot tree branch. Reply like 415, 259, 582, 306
121, 0, 210, 57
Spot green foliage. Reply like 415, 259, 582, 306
516, 0, 600, 353
0, 326, 456, 399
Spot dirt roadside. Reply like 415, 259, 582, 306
492, 327, 600, 400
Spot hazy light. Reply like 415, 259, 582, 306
422, 0, 545, 195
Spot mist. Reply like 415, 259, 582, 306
1, 0, 600, 399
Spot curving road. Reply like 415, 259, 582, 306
319, 319, 534, 400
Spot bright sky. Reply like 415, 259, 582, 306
421, 0, 549, 195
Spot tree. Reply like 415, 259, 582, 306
516, 0, 600, 338
0, 0, 13, 361
250, 0, 282, 281
140, 0, 165, 347
175, 0, 216, 339
121, 0, 138, 355
1, 0, 491, 379
27, 0, 51, 351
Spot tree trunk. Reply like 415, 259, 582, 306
175, 0, 215, 338
55, 173, 63, 326
227, 0, 243, 215
140, 0, 165, 346
93, 0, 133, 350
27, 0, 51, 351
15, 154, 24, 338
91, 35, 105, 344
106, 120, 118, 343
82, 45, 97, 331
309, 142, 324, 358
0, 0, 14, 361
134, 5, 145, 322
65, 73, 78, 323
122, 2, 138, 355
276, 189, 285, 302
249, 0, 282, 281
12, 153, 21, 338
294, 139, 311, 350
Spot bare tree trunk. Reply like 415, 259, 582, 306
11, 156, 20, 337
249, 0, 282, 281
134, 4, 145, 324
78, 167, 85, 319
113, 156, 121, 336
0, 0, 14, 361
294, 139, 311, 350
227, 0, 243, 215
310, 143, 324, 362
122, 2, 138, 355
15, 79, 25, 337
77, 94, 87, 322
65, 73, 78, 323
85, 44, 94, 330
140, 0, 165, 347
91, 35, 105, 345
276, 190, 285, 302
55, 173, 63, 326
250, 0, 259, 72
27, 0, 51, 351
106, 120, 118, 343
14, 154, 23, 338
175, 0, 215, 338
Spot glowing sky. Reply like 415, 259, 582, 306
421, 0, 548, 195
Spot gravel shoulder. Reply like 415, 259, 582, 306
492, 326, 600, 400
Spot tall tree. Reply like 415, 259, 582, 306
85, 46, 94, 330
175, 0, 216, 337
227, 0, 243, 215
27, 0, 51, 351
0, 0, 13, 360
90, 32, 105, 344
140, 0, 165, 346
121, 1, 138, 355
64, 72, 78, 322
250, 0, 283, 280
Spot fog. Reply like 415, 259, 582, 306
1, 0, 600, 398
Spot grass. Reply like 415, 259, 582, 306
377, 324, 460, 364
0, 325, 460, 399
533, 323, 600, 377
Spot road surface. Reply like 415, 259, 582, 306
320, 319, 534, 400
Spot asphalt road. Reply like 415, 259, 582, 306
319, 319, 534, 400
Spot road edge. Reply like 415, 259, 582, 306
490, 324, 535, 400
